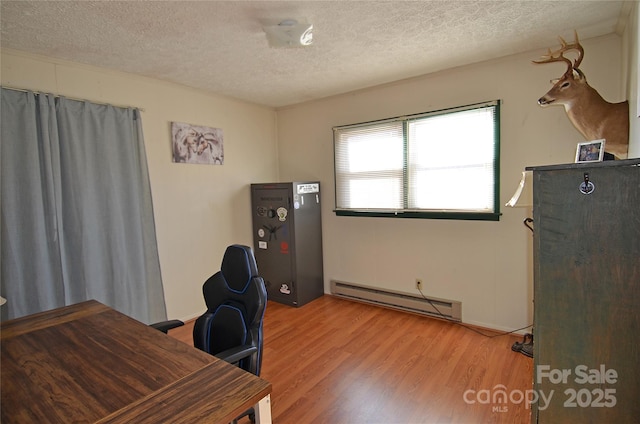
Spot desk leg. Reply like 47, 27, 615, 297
254, 394, 272, 424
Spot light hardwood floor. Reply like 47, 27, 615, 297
169, 295, 533, 424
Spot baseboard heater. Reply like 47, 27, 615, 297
330, 280, 462, 322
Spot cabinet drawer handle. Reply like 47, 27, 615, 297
524, 217, 534, 233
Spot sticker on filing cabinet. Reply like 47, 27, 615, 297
258, 241, 267, 249
297, 183, 319, 194
279, 283, 291, 295
258, 228, 265, 238
294, 201, 300, 209
280, 241, 289, 254
256, 206, 267, 217
277, 207, 287, 221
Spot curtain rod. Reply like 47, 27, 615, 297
1, 85, 145, 112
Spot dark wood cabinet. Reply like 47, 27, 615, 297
529, 159, 640, 423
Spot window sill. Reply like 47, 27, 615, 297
334, 210, 501, 221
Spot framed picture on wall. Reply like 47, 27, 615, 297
171, 122, 224, 165
575, 139, 605, 163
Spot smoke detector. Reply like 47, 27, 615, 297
263, 19, 313, 48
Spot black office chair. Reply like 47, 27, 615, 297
194, 244, 267, 374
153, 244, 267, 424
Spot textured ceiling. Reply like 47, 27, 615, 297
0, 1, 629, 108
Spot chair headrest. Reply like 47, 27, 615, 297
221, 244, 259, 293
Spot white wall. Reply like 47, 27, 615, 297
276, 34, 625, 331
1, 50, 279, 321
1, 29, 634, 331
625, 1, 640, 157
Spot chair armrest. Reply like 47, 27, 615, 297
214, 345, 258, 364
150, 319, 184, 333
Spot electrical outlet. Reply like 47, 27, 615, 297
416, 279, 423, 290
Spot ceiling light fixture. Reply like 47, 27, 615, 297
263, 19, 313, 48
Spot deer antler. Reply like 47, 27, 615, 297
532, 30, 584, 75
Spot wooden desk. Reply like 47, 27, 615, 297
1, 300, 272, 423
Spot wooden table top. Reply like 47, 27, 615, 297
1, 300, 271, 423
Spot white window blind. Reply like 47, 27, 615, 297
333, 101, 500, 220
334, 120, 404, 210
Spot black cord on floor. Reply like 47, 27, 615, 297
417, 287, 533, 338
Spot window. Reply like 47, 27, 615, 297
334, 101, 500, 220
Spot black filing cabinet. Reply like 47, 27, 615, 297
251, 182, 324, 307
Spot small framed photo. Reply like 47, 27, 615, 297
575, 139, 605, 163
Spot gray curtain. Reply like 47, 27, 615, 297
1, 88, 167, 324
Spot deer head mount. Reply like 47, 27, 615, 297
533, 31, 629, 159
